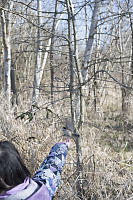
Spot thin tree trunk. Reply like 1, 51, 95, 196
82, 0, 102, 82
79, 0, 102, 123
32, 3, 64, 106
85, 0, 88, 45
66, 0, 74, 125
0, 1, 13, 109
118, 17, 128, 113
50, 0, 58, 103
121, 65, 126, 112
66, 0, 83, 198
93, 64, 97, 111
129, 11, 133, 79
32, 0, 43, 105
11, 57, 18, 106
40, 13, 64, 86
69, 0, 84, 128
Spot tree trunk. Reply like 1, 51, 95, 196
82, 0, 102, 81
11, 57, 18, 106
50, 0, 58, 103
80, 0, 102, 121
68, 0, 84, 128
32, 1, 63, 106
66, 0, 83, 198
0, 1, 13, 109
85, 0, 88, 46
129, 11, 133, 79
32, 0, 43, 105
66, 0, 74, 124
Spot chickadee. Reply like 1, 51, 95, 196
62, 127, 70, 137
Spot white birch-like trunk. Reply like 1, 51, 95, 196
32, 0, 43, 105
0, 1, 13, 109
78, 0, 103, 121
39, 15, 63, 85
32, 1, 63, 105
82, 0, 102, 82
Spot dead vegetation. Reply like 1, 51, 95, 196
0, 102, 132, 200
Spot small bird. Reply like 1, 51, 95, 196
62, 127, 71, 137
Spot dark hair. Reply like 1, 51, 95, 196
0, 141, 31, 193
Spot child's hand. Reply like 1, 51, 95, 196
64, 138, 72, 148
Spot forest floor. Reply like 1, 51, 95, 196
0, 109, 132, 200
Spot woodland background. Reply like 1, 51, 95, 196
0, 0, 133, 199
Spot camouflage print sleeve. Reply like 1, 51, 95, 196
32, 143, 68, 197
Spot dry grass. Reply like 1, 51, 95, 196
0, 101, 132, 200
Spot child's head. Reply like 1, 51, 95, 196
0, 141, 31, 192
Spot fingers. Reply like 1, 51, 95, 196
64, 138, 72, 148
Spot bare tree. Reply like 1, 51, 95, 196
32, 0, 64, 106
0, 0, 13, 109
128, 2, 133, 79
85, 0, 88, 45
32, 0, 43, 105
65, 0, 83, 198
50, 0, 59, 103
82, 0, 102, 81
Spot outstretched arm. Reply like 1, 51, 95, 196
32, 141, 70, 197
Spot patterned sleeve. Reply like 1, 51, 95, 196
32, 142, 68, 197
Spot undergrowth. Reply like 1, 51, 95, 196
0, 104, 132, 200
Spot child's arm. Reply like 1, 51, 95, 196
32, 142, 69, 197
